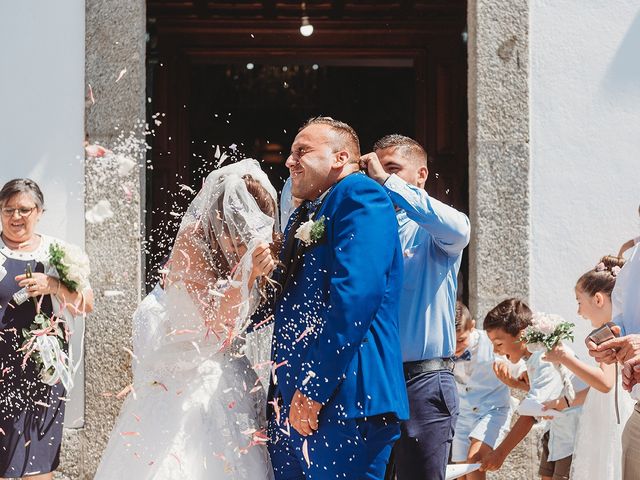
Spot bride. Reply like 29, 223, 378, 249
95, 159, 279, 479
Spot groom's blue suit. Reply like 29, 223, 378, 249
258, 172, 409, 479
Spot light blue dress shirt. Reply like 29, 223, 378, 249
613, 243, 640, 335
382, 174, 471, 362
525, 350, 586, 461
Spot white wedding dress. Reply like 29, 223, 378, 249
570, 373, 634, 480
95, 160, 276, 480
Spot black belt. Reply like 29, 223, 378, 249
403, 358, 455, 380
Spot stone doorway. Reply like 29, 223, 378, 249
145, 0, 469, 294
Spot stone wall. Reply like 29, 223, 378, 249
468, 1, 540, 478
58, 0, 146, 478
467, 0, 531, 320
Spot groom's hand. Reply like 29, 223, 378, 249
289, 390, 322, 436
359, 152, 390, 185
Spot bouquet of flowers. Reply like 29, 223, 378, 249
19, 243, 90, 389
521, 312, 576, 400
49, 242, 91, 292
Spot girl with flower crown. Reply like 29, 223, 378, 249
542, 255, 635, 480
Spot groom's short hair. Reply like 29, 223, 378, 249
302, 116, 361, 159
373, 134, 428, 167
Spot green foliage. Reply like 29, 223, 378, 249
521, 321, 575, 350
310, 216, 326, 242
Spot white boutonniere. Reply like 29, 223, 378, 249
295, 215, 326, 246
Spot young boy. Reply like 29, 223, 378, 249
480, 299, 585, 480
451, 302, 512, 480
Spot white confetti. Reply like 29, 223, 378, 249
86, 200, 114, 224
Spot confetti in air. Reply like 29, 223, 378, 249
116, 68, 127, 82
85, 200, 114, 224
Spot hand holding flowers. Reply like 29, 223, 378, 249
521, 312, 576, 400
19, 242, 91, 389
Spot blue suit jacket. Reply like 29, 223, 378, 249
263, 172, 409, 420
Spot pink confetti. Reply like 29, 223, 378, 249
295, 326, 313, 344
120, 431, 140, 436
0, 428, 5, 435
116, 68, 127, 82
213, 452, 226, 461
122, 184, 133, 202
116, 384, 134, 399
170, 453, 182, 468
268, 399, 281, 425
273, 360, 288, 370
249, 385, 262, 394
253, 314, 274, 330
85, 144, 110, 158
228, 401, 236, 409
279, 418, 291, 437
152, 381, 168, 391
302, 439, 311, 468
170, 329, 198, 335
252, 429, 268, 443
88, 83, 95, 104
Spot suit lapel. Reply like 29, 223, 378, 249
280, 191, 332, 295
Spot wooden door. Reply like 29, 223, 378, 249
145, 1, 468, 295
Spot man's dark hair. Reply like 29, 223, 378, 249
373, 134, 427, 166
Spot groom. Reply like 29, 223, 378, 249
258, 117, 409, 479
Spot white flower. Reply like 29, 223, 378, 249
60, 244, 91, 290
532, 312, 561, 336
295, 217, 315, 245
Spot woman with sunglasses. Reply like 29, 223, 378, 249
0, 178, 93, 480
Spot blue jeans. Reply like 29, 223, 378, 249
268, 399, 400, 480
386, 370, 459, 480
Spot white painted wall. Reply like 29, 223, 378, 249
531, 1, 640, 359
0, 0, 85, 427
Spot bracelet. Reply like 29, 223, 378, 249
563, 395, 571, 408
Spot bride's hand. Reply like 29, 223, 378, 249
251, 243, 276, 280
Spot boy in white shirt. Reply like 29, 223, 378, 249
451, 302, 512, 480
480, 299, 585, 480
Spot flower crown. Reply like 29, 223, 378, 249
595, 262, 621, 277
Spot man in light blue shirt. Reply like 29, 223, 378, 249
361, 134, 470, 480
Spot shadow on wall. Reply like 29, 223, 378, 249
601, 9, 640, 96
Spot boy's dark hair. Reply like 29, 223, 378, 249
483, 298, 532, 337
455, 301, 473, 332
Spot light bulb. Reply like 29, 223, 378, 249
300, 16, 314, 36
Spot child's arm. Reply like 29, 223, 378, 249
480, 416, 536, 471
544, 343, 615, 393
543, 386, 590, 412
493, 362, 529, 391
619, 239, 636, 258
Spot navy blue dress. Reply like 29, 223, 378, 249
0, 241, 66, 477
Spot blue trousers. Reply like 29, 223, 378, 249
386, 370, 459, 480
268, 401, 400, 480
